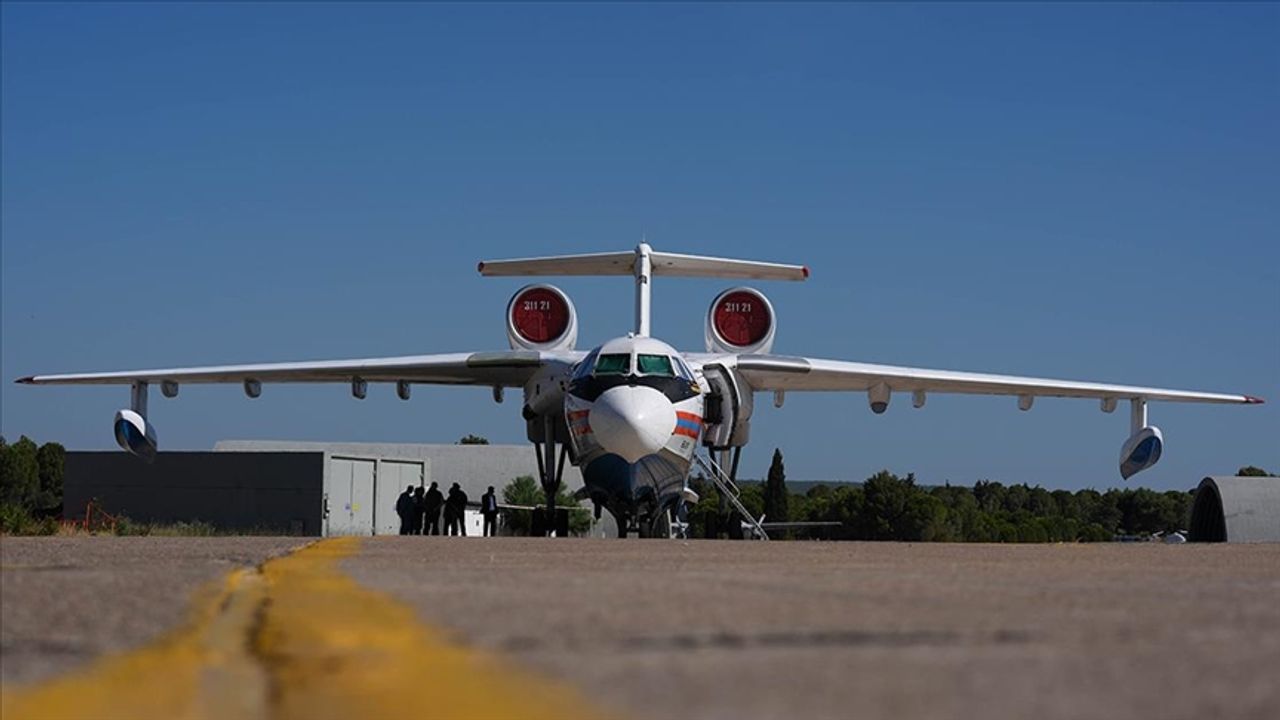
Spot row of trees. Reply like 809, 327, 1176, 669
687, 450, 1274, 542
0, 436, 65, 512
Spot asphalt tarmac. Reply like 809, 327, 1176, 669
0, 537, 303, 684
3, 537, 1278, 720
351, 539, 1280, 720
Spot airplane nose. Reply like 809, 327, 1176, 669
590, 385, 676, 463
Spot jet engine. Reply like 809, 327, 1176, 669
114, 409, 157, 462
506, 284, 578, 352
705, 287, 776, 355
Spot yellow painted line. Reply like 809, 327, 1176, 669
256, 537, 611, 720
0, 567, 265, 720
2, 538, 614, 720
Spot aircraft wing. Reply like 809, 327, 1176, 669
15, 350, 585, 388
718, 354, 1262, 405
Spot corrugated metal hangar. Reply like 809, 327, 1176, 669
64, 441, 587, 537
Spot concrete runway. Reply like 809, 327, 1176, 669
3, 537, 1279, 720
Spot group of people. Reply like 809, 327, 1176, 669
396, 482, 500, 536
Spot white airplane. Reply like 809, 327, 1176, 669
16, 245, 1264, 538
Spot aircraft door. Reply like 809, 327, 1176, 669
700, 363, 754, 449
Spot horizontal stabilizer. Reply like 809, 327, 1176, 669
478, 251, 636, 277
479, 246, 807, 281
649, 250, 808, 281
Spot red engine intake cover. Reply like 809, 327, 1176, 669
510, 286, 570, 344
713, 289, 772, 347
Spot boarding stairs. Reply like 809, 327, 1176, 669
693, 452, 769, 541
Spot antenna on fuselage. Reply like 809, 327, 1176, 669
477, 243, 809, 338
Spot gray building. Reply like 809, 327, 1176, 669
64, 441, 588, 537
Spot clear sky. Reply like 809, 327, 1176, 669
3, 3, 1277, 491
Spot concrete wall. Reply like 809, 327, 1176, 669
66, 442, 595, 537
65, 451, 324, 535
1190, 476, 1280, 543
214, 440, 584, 499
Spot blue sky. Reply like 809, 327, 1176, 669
3, 3, 1277, 491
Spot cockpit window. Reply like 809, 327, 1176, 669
636, 354, 675, 377
673, 355, 694, 381
594, 353, 631, 376
572, 349, 599, 380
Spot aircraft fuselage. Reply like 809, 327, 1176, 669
563, 335, 705, 533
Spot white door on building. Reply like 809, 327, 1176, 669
327, 457, 376, 536
377, 460, 425, 535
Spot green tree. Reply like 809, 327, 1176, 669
500, 475, 590, 535
860, 470, 931, 540
763, 449, 789, 524
907, 492, 952, 541
1083, 489, 1122, 533
0, 436, 40, 508
973, 480, 1006, 514
685, 474, 727, 538
1237, 466, 1274, 477
35, 441, 65, 510
1003, 484, 1030, 514
1027, 486, 1057, 516
458, 434, 490, 445
737, 483, 765, 520
502, 475, 542, 505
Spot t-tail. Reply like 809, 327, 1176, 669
477, 243, 808, 336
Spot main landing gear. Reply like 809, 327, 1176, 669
532, 414, 569, 537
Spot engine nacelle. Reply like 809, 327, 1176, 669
114, 409, 157, 462
506, 284, 578, 352
705, 287, 776, 355
1119, 425, 1163, 480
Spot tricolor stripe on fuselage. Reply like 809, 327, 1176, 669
674, 411, 703, 439
568, 409, 591, 436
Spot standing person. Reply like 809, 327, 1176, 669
447, 482, 469, 536
423, 482, 444, 536
442, 489, 456, 536
455, 484, 469, 536
395, 485, 414, 535
411, 486, 426, 535
481, 486, 499, 537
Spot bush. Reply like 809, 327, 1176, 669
147, 521, 217, 537
0, 503, 58, 535
114, 515, 150, 536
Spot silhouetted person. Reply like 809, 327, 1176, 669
446, 482, 469, 536
395, 485, 414, 535
423, 482, 443, 535
531, 505, 547, 537
481, 486, 499, 537
442, 493, 456, 536
411, 486, 426, 535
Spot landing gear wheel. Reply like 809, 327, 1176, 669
641, 509, 672, 539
